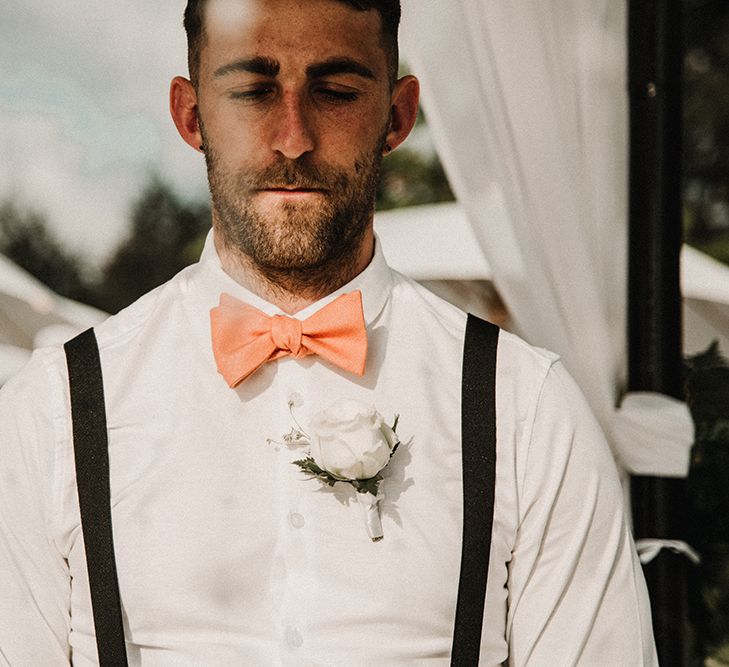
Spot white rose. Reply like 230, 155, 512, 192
309, 399, 399, 480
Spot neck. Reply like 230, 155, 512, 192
214, 227, 375, 315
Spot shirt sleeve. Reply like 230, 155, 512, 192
506, 361, 658, 666
0, 350, 71, 665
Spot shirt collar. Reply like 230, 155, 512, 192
197, 229, 392, 327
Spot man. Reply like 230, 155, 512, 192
0, 0, 657, 664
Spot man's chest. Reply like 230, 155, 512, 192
67, 362, 472, 662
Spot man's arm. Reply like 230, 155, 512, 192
506, 361, 657, 666
0, 351, 71, 664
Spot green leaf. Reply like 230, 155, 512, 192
352, 474, 382, 496
292, 457, 339, 486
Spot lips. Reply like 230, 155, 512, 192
260, 186, 325, 192
256, 187, 328, 199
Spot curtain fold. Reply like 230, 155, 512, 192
400, 0, 692, 475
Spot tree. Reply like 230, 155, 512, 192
685, 343, 729, 663
683, 0, 729, 265
0, 199, 93, 304
376, 147, 454, 211
96, 178, 210, 313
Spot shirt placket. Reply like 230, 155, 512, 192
270, 356, 316, 661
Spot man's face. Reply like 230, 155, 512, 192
195, 0, 394, 272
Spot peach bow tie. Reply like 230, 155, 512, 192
210, 291, 368, 387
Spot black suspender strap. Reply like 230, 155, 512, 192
65, 328, 128, 667
451, 314, 500, 666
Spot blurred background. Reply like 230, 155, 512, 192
0, 2, 726, 317
1, 1, 728, 664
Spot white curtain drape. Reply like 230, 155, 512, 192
400, 0, 692, 476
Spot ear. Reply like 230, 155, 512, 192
170, 76, 204, 153
384, 75, 420, 153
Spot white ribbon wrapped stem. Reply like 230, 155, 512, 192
356, 491, 384, 542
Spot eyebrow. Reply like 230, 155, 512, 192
213, 55, 376, 82
214, 56, 280, 79
306, 57, 376, 81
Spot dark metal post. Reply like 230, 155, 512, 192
628, 0, 693, 664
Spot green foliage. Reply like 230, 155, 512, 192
659, 10, 729, 651
293, 454, 386, 496
95, 177, 210, 313
0, 200, 94, 304
376, 147, 454, 211
685, 342, 729, 661
351, 475, 384, 496
0, 183, 210, 314
292, 456, 340, 487
683, 0, 729, 268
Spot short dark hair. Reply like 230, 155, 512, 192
184, 0, 401, 89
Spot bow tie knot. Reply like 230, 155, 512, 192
210, 290, 368, 387
270, 315, 304, 357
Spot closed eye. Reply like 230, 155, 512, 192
229, 87, 275, 102
315, 88, 359, 104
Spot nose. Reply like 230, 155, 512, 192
270, 92, 316, 160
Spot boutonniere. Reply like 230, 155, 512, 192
270, 396, 400, 542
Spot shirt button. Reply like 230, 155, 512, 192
285, 626, 304, 649
289, 512, 305, 528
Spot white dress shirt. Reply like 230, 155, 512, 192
0, 232, 657, 666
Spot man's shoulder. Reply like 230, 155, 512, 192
0, 345, 61, 398
496, 328, 560, 378
389, 270, 468, 338
390, 270, 559, 375
93, 262, 202, 352
0, 344, 67, 453
0, 263, 189, 411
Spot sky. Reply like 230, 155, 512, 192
0, 2, 210, 263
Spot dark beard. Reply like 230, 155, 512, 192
203, 134, 386, 297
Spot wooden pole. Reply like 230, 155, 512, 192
628, 0, 693, 664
